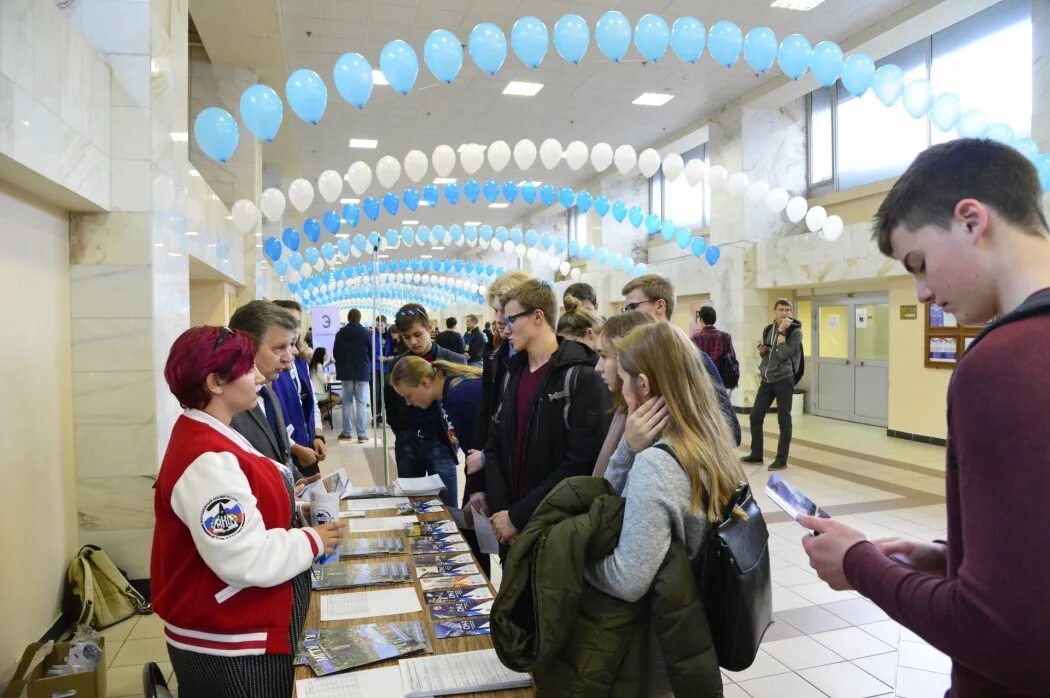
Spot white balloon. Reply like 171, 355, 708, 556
540, 138, 563, 170
461, 144, 484, 174
765, 187, 790, 214
313, 259, 325, 272
260, 188, 286, 222
805, 205, 828, 232
662, 153, 685, 182
614, 145, 637, 174
153, 175, 176, 210
404, 150, 428, 182
288, 270, 300, 283
559, 261, 571, 275
350, 245, 362, 257
638, 148, 661, 178
683, 159, 707, 187
747, 180, 770, 206
300, 263, 313, 277
515, 244, 527, 257
513, 139, 537, 169
785, 196, 808, 223
488, 140, 511, 172
347, 161, 372, 195
526, 248, 538, 261
376, 155, 401, 188
585, 143, 612, 173
317, 170, 343, 203
706, 165, 728, 190
231, 199, 259, 232
548, 256, 561, 271
432, 145, 456, 177
565, 140, 588, 171
288, 178, 314, 213
727, 172, 750, 198
822, 214, 844, 241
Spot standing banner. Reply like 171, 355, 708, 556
311, 306, 341, 357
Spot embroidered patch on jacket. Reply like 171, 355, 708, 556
200, 496, 246, 539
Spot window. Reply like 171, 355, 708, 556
651, 143, 708, 230
566, 205, 587, 257
808, 87, 833, 187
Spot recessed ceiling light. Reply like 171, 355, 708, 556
420, 254, 432, 259
372, 70, 388, 86
170, 132, 188, 142
771, 0, 827, 9
255, 232, 263, 237
457, 143, 487, 153
189, 169, 201, 177
517, 180, 543, 187
503, 81, 544, 97
348, 138, 378, 149
488, 203, 510, 209
632, 92, 675, 107
433, 177, 457, 184
153, 242, 164, 247
378, 254, 389, 258
340, 198, 360, 204
168, 252, 182, 257
418, 201, 432, 207
402, 220, 419, 225
336, 233, 351, 238
465, 221, 482, 226
432, 246, 446, 250
185, 230, 198, 236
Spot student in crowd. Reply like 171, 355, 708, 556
227, 301, 298, 472
741, 299, 802, 471
592, 311, 656, 477
309, 347, 340, 429
484, 279, 610, 545
691, 305, 737, 391
482, 321, 495, 351
584, 321, 743, 696
371, 315, 392, 428
463, 314, 486, 368
272, 300, 324, 478
385, 303, 466, 507
801, 138, 1050, 697
621, 275, 741, 445
563, 281, 599, 314
436, 316, 466, 356
556, 294, 601, 351
332, 308, 372, 443
153, 326, 343, 698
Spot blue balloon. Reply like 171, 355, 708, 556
288, 281, 298, 293
596, 248, 608, 264
263, 236, 282, 261
502, 181, 518, 203
690, 236, 707, 257
385, 229, 399, 247
353, 234, 367, 252
368, 231, 380, 248
985, 122, 1014, 144
521, 182, 537, 204
929, 93, 962, 132
609, 252, 622, 268
469, 23, 508, 76
332, 53, 372, 109
540, 184, 556, 207
289, 251, 304, 269
841, 53, 875, 97
380, 40, 419, 95
303, 217, 321, 243
449, 224, 463, 242
558, 187, 575, 209
320, 242, 336, 261
660, 220, 676, 240
568, 239, 580, 257
957, 109, 988, 138
511, 16, 548, 68
323, 210, 341, 234
282, 227, 301, 251
305, 247, 320, 265
743, 27, 777, 73
403, 188, 420, 211
809, 41, 844, 87
576, 191, 592, 213
582, 243, 595, 260
239, 84, 283, 142
539, 232, 552, 249
670, 17, 705, 64
1037, 154, 1050, 192
510, 228, 523, 245
285, 69, 327, 124
401, 226, 414, 246
705, 246, 721, 266
1013, 138, 1040, 161
612, 201, 628, 222
424, 29, 463, 84
483, 180, 500, 203
382, 192, 400, 216
463, 179, 480, 203
596, 11, 632, 62
525, 229, 539, 246
708, 20, 743, 68
778, 34, 812, 80
343, 203, 360, 227
444, 183, 460, 205
553, 14, 589, 65
338, 239, 351, 257
274, 259, 288, 276
432, 225, 447, 243
635, 14, 670, 62
628, 206, 644, 228
554, 238, 567, 254
422, 184, 439, 207
594, 195, 610, 217
621, 258, 635, 274
480, 225, 493, 243
495, 226, 508, 243
675, 228, 691, 249
194, 107, 238, 163
645, 214, 661, 234
363, 197, 380, 221
871, 64, 904, 106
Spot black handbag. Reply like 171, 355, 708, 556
654, 445, 773, 671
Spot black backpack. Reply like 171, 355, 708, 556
715, 333, 740, 390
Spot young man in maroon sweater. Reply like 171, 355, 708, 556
801, 139, 1050, 697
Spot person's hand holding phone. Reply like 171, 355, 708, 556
871, 537, 948, 575
798, 515, 866, 591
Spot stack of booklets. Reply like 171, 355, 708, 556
311, 562, 411, 590
395, 498, 444, 515
403, 520, 459, 538
398, 649, 533, 696
337, 536, 404, 558
410, 535, 470, 554
297, 622, 430, 676
392, 474, 446, 497
341, 485, 394, 500
423, 585, 493, 605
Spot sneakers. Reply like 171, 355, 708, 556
740, 454, 764, 464
338, 432, 354, 440
767, 459, 787, 471
357, 436, 368, 443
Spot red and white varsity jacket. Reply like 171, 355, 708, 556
151, 410, 322, 656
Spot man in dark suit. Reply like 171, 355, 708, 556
332, 308, 373, 442
227, 300, 300, 475
435, 317, 466, 356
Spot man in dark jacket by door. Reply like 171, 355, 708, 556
484, 279, 611, 546
332, 308, 373, 442
463, 314, 486, 368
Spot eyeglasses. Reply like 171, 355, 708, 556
621, 300, 654, 313
215, 326, 232, 349
504, 309, 536, 325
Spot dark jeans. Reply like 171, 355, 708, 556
394, 431, 458, 508
748, 377, 794, 462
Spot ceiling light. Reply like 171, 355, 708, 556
153, 242, 164, 247
465, 221, 482, 226
420, 254, 432, 259
378, 254, 389, 258
771, 0, 828, 8
348, 138, 378, 149
189, 169, 201, 177
457, 143, 487, 153
340, 198, 359, 204
433, 177, 457, 184
255, 232, 262, 237
488, 203, 509, 209
402, 220, 419, 225
517, 180, 542, 187
168, 252, 182, 257
503, 81, 544, 97
336, 233, 350, 238
372, 70, 388, 86
170, 132, 188, 142
419, 201, 432, 207
432, 246, 446, 250
632, 92, 675, 107
150, 59, 160, 75
185, 230, 198, 236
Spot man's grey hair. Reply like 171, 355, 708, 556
229, 300, 299, 342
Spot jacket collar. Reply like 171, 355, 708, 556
506, 336, 595, 372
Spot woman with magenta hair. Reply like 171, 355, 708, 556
151, 326, 344, 698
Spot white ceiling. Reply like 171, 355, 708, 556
269, 0, 916, 238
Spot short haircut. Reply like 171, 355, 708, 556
164, 326, 257, 409
564, 282, 597, 307
466, 314, 479, 323
395, 303, 430, 332
377, 314, 387, 323
501, 278, 556, 330
229, 300, 298, 343
486, 270, 532, 305
774, 298, 792, 310
445, 317, 457, 329
699, 306, 717, 325
348, 308, 362, 323
272, 299, 302, 313
873, 138, 1050, 257
622, 274, 676, 316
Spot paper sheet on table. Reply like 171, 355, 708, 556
346, 515, 418, 532
295, 665, 402, 698
319, 587, 422, 621
343, 496, 411, 511
393, 474, 446, 495
399, 648, 533, 697
472, 507, 501, 555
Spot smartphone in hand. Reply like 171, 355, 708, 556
765, 473, 830, 524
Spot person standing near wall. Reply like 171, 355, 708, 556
691, 305, 738, 393
332, 308, 372, 443
463, 314, 486, 368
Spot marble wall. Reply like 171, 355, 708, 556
1034, 0, 1050, 153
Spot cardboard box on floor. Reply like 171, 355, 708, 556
3, 638, 106, 698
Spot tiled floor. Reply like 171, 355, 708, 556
99, 613, 176, 697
